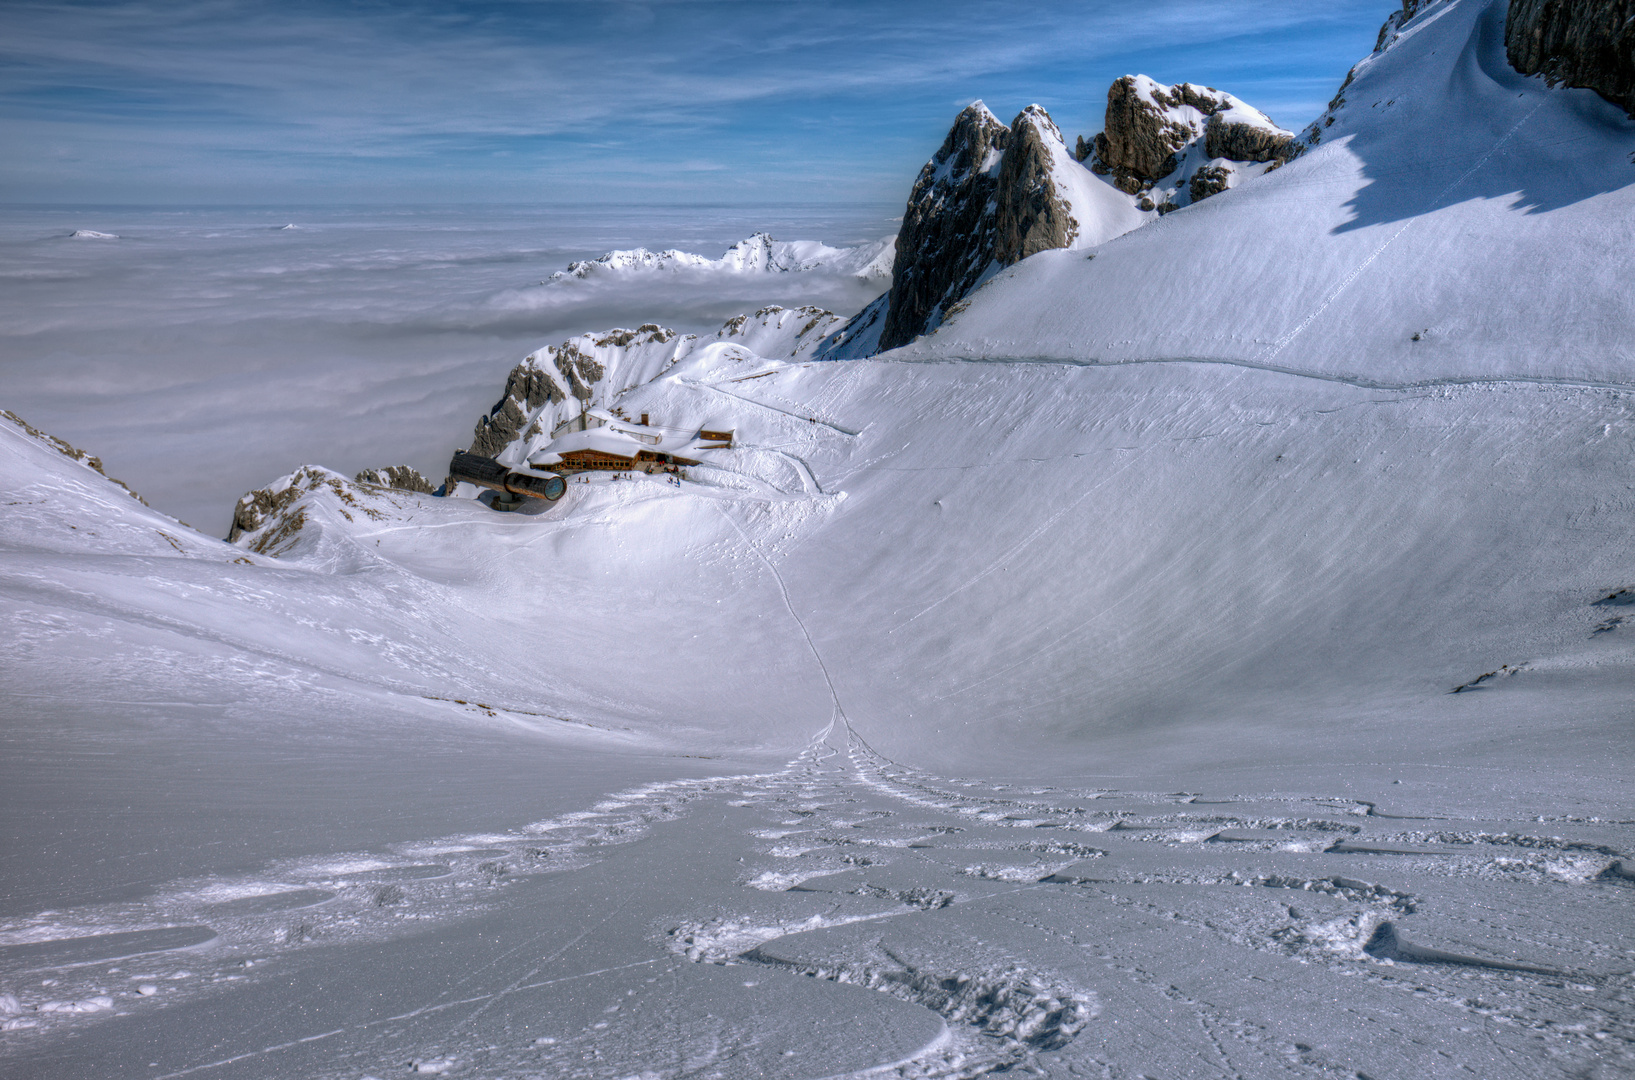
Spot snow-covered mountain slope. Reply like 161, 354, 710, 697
897, 0, 1635, 387
7, 2, 1635, 1073
8, 334, 1635, 1075
0, 406, 843, 753
548, 232, 895, 283
224, 330, 1635, 777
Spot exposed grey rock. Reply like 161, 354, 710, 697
1090, 75, 1293, 194
469, 357, 567, 458
994, 106, 1080, 265
471, 395, 528, 459
875, 102, 1100, 351
1094, 76, 1230, 190
1189, 165, 1232, 202
228, 466, 377, 552
354, 465, 434, 494
1506, 0, 1635, 116
228, 468, 336, 545
553, 343, 606, 404
877, 103, 1011, 352
1204, 112, 1294, 163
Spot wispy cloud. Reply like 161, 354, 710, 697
1, 0, 1390, 202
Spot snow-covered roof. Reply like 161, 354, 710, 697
531, 419, 719, 464
533, 427, 646, 462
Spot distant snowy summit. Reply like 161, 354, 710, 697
69, 230, 118, 240
546, 232, 895, 285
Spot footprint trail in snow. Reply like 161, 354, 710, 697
2, 724, 1631, 1079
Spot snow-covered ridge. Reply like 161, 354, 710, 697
547, 232, 895, 284
2, 409, 148, 507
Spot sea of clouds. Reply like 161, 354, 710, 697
0, 204, 896, 536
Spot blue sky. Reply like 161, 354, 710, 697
3, 0, 1391, 206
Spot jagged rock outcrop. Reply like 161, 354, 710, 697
228, 466, 411, 557
877, 103, 1012, 352
1204, 111, 1293, 163
229, 466, 336, 546
1086, 76, 1295, 195
1506, 0, 1635, 116
994, 106, 1081, 265
1090, 77, 1222, 187
859, 78, 1297, 355
1189, 164, 1232, 202
354, 465, 435, 494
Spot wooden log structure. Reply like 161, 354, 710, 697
448, 451, 566, 501
553, 449, 701, 472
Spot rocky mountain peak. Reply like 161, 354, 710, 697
1084, 75, 1294, 196
875, 101, 1013, 352
927, 101, 1012, 188
836, 76, 1293, 358
994, 105, 1084, 265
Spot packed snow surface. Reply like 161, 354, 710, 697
3, 1, 1633, 1076
5, 322, 1632, 1076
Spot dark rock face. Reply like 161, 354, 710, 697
878, 103, 1011, 352
469, 358, 565, 457
354, 465, 434, 493
994, 106, 1080, 265
878, 103, 1095, 351
1090, 77, 1293, 194
1507, 0, 1635, 115
1094, 77, 1228, 190
1204, 112, 1294, 163
1188, 165, 1232, 202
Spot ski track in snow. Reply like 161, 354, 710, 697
1255, 99, 1548, 368
3, 720, 1631, 1078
